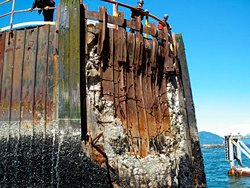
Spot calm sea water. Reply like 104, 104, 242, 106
202, 147, 250, 188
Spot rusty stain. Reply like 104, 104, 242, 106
0, 25, 57, 126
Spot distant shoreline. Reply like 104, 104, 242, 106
201, 144, 224, 148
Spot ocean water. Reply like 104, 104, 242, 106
202, 147, 250, 188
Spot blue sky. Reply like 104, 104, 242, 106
1, 0, 249, 136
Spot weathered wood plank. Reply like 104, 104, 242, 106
0, 32, 6, 116
126, 19, 141, 31
30, 25, 47, 185
176, 34, 206, 184
135, 32, 148, 157
17, 33, 36, 187
50, 8, 60, 185
163, 27, 170, 72
117, 56, 127, 128
34, 26, 49, 126
10, 29, 25, 121
85, 10, 99, 20
43, 26, 56, 187
144, 39, 157, 138
1, 31, 15, 122
158, 40, 171, 133
21, 27, 38, 124
121, 65, 127, 125
113, 29, 119, 118
46, 25, 56, 122
164, 32, 175, 72
80, 4, 88, 141
16, 26, 38, 186
114, 29, 122, 63
172, 32, 177, 57
84, 8, 89, 56
144, 40, 157, 137
119, 26, 127, 62
143, 25, 156, 37
157, 44, 169, 133
1, 32, 17, 186
159, 74, 170, 133
59, 0, 81, 119
117, 27, 127, 128
116, 61, 127, 129
57, 1, 82, 185
58, 1, 70, 119
126, 32, 140, 155
151, 37, 158, 70
32, 25, 50, 187
107, 13, 124, 26
133, 32, 142, 156
69, 0, 81, 119
116, 28, 123, 63
154, 45, 164, 134
102, 28, 114, 101
97, 7, 107, 55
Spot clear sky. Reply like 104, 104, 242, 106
1, 0, 250, 137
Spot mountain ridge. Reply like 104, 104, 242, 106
199, 131, 224, 145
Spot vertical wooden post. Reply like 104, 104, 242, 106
97, 7, 107, 56
80, 3, 87, 140
0, 33, 6, 116
58, 0, 81, 120
176, 34, 206, 186
57, 1, 84, 186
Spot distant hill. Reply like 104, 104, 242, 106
199, 131, 224, 145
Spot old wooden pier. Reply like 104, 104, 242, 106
0, 0, 206, 187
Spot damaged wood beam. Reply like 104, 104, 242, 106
58, 0, 81, 119
97, 6, 107, 55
